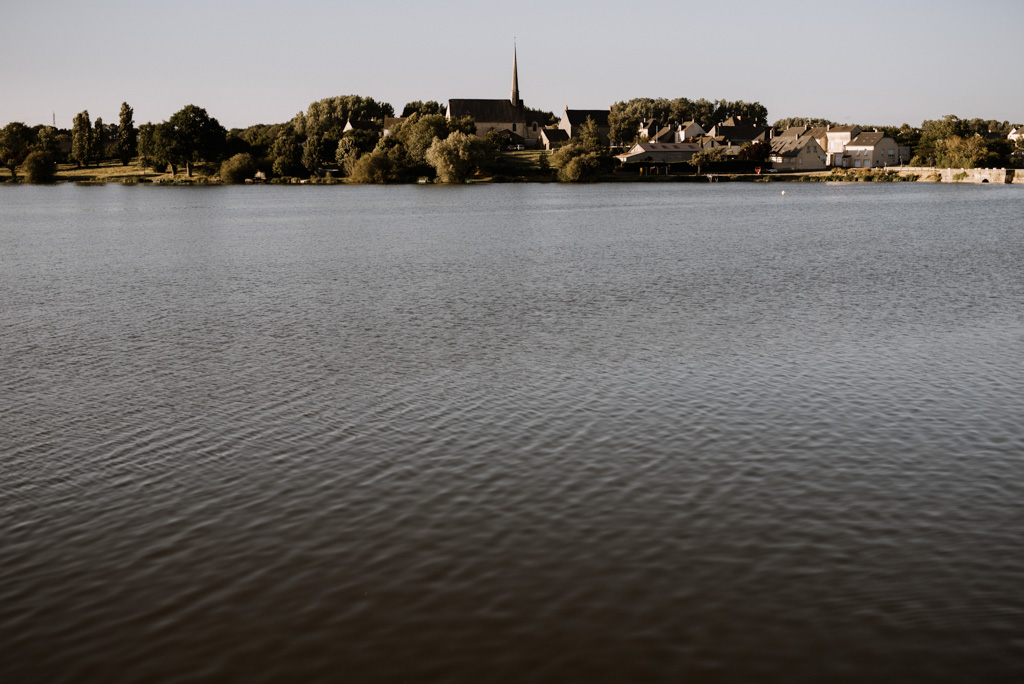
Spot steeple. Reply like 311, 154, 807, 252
511, 41, 521, 107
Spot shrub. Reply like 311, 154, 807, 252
556, 152, 603, 182
23, 151, 57, 184
219, 153, 257, 184
348, 149, 395, 183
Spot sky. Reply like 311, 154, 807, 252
2, 0, 1022, 130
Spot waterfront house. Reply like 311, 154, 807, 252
769, 135, 827, 171
843, 131, 903, 168
823, 125, 862, 167
615, 141, 700, 164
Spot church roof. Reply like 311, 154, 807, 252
448, 99, 525, 123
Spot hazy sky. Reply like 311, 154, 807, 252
3, 0, 1022, 130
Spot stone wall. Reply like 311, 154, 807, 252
889, 167, 1017, 183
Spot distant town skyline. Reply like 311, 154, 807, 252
3, 0, 1022, 130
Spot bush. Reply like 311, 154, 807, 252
556, 152, 603, 182
348, 149, 395, 183
220, 153, 257, 184
23, 151, 57, 184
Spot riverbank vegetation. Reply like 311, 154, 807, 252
3, 96, 1022, 185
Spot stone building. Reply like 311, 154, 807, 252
446, 45, 542, 148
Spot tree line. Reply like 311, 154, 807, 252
4, 96, 1023, 185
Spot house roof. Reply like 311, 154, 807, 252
777, 126, 808, 138
630, 142, 700, 152
828, 125, 860, 133
806, 126, 829, 140
382, 117, 407, 130
847, 131, 888, 148
540, 128, 569, 142
447, 99, 525, 123
710, 122, 769, 143
770, 136, 821, 157
564, 108, 610, 127
651, 126, 676, 142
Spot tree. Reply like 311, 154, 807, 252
219, 153, 257, 184
0, 122, 31, 180
302, 133, 323, 175
934, 135, 989, 169
72, 110, 92, 167
270, 126, 303, 177
348, 148, 396, 183
550, 117, 609, 182
34, 126, 60, 155
401, 100, 445, 117
93, 117, 106, 164
162, 105, 227, 177
118, 102, 136, 165
691, 148, 724, 174
23, 151, 57, 183
425, 131, 489, 183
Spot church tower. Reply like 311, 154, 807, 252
511, 43, 522, 108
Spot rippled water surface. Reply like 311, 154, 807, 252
2, 183, 1023, 682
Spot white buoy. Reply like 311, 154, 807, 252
781, 190, 786, 196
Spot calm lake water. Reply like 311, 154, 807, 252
2, 182, 1023, 683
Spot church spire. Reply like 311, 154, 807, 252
511, 41, 520, 107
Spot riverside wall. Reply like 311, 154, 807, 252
889, 167, 1019, 183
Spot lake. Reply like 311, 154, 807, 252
2, 182, 1023, 683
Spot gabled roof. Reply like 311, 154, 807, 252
770, 136, 821, 157
540, 128, 569, 143
807, 126, 829, 140
382, 117, 407, 130
651, 126, 676, 142
828, 125, 861, 134
847, 131, 888, 147
777, 126, 808, 138
447, 99, 525, 123
630, 142, 700, 152
564, 108, 610, 127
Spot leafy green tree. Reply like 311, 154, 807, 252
162, 105, 227, 177
425, 131, 490, 183
220, 153, 257, 183
401, 100, 445, 117
348, 148, 396, 183
23, 150, 57, 183
691, 148, 724, 174
270, 126, 303, 177
34, 126, 60, 155
118, 102, 136, 165
334, 136, 361, 176
302, 133, 323, 175
551, 117, 608, 182
72, 110, 92, 167
93, 117, 106, 164
0, 122, 32, 180
738, 140, 770, 162
934, 135, 989, 169
296, 95, 393, 139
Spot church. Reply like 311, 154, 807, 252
446, 45, 542, 148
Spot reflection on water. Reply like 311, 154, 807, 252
2, 183, 1023, 683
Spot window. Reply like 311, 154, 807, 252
512, 123, 517, 131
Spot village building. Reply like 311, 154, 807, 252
823, 125, 862, 166
637, 119, 660, 140
446, 45, 542, 148
539, 127, 570, 150
841, 131, 905, 168
615, 141, 701, 164
705, 116, 771, 145
769, 135, 827, 171
558, 107, 611, 144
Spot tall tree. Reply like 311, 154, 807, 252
93, 117, 106, 164
0, 122, 32, 180
161, 105, 227, 177
72, 110, 92, 167
401, 100, 445, 117
118, 102, 136, 165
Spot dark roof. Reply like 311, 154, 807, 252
777, 126, 807, 138
448, 99, 525, 123
382, 117, 407, 130
806, 126, 829, 140
770, 136, 821, 157
540, 128, 569, 142
651, 126, 676, 142
564, 108, 610, 127
711, 122, 769, 143
829, 125, 860, 133
847, 131, 888, 147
